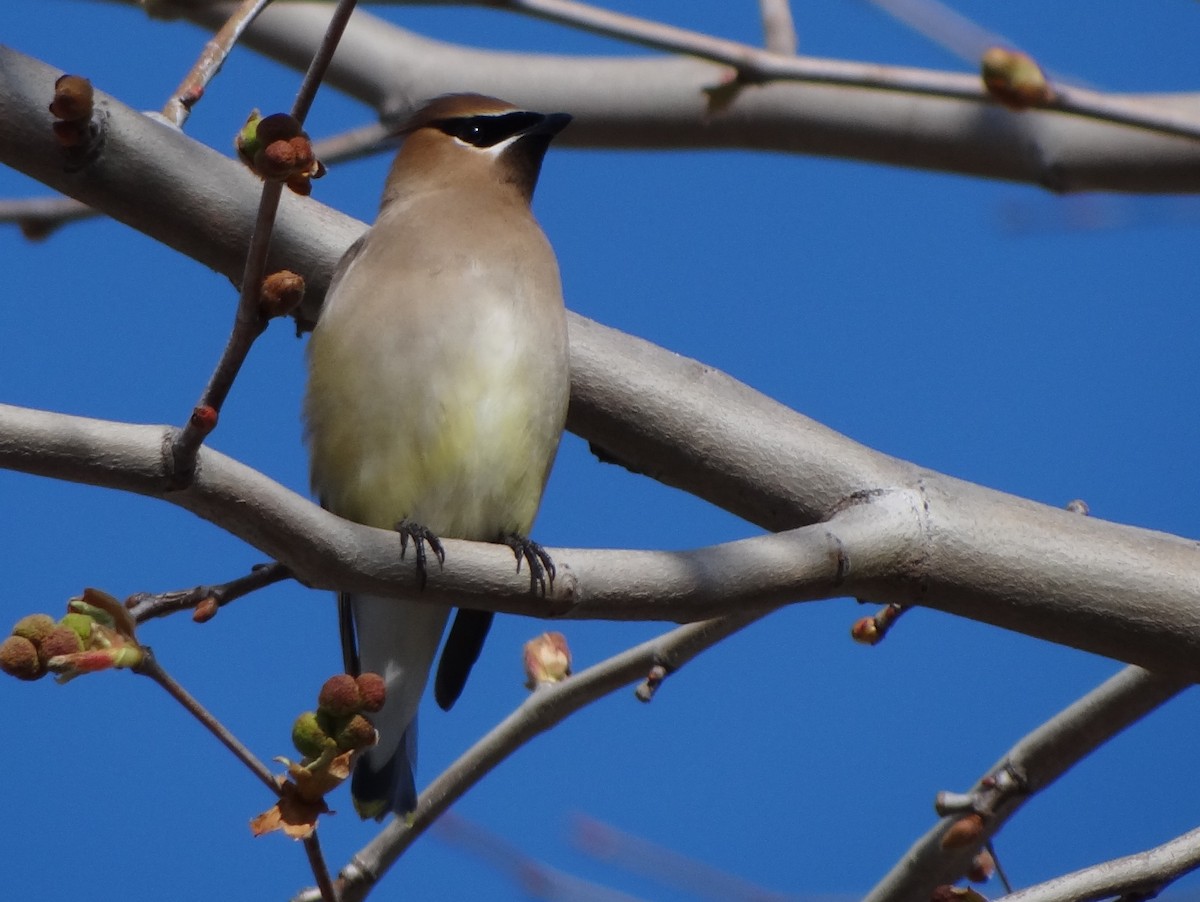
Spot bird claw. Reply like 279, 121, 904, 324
503, 534, 555, 596
395, 519, 445, 589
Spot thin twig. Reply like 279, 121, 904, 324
162, 0, 275, 128
758, 0, 797, 55
863, 666, 1190, 902
497, 0, 972, 87
864, 0, 1008, 65
434, 812, 652, 902
168, 0, 360, 486
987, 840, 1014, 894
303, 833, 339, 902
135, 648, 281, 795
309, 122, 395, 165
294, 611, 767, 902
863, 0, 1087, 89
127, 561, 293, 624
166, 179, 282, 485
289, 0, 361, 124
572, 813, 796, 901
0, 196, 94, 239
496, 0, 1200, 141
995, 825, 1200, 902
0, 124, 392, 239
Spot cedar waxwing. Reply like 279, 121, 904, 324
304, 94, 571, 819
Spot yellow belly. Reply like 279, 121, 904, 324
304, 275, 566, 541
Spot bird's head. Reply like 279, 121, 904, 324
382, 94, 572, 207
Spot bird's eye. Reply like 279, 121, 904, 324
436, 112, 544, 148
439, 119, 486, 144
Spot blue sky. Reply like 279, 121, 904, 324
2, 2, 1199, 900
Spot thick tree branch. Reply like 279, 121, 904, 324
458, 0, 1200, 145
0, 46, 354, 310
0, 401, 901, 621
4, 395, 1200, 679
5, 29, 1200, 896
101, 2, 1200, 193
3, 49, 1200, 673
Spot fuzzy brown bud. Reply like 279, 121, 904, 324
355, 672, 386, 713
38, 625, 84, 665
259, 271, 305, 319
335, 714, 377, 751
192, 597, 219, 623
941, 813, 986, 850
236, 111, 305, 180
318, 673, 362, 717
257, 139, 298, 180
0, 635, 44, 680
288, 136, 315, 172
255, 112, 302, 145
12, 614, 56, 644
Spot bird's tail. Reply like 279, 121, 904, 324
350, 720, 418, 819
340, 593, 450, 819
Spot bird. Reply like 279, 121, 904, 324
303, 93, 572, 819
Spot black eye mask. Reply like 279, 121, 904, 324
434, 111, 545, 147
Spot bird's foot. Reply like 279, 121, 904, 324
503, 534, 555, 596
395, 519, 445, 589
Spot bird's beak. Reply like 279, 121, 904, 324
523, 112, 573, 138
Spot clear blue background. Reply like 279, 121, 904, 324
2, 2, 1198, 900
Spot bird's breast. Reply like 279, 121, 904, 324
305, 230, 568, 540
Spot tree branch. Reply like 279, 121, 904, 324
161, 0, 274, 127
136, 648, 282, 795
865, 666, 1190, 901
128, 561, 293, 623
0, 45, 354, 311
169, 0, 358, 481
99, 2, 1200, 193
3, 48, 1200, 671
328, 612, 766, 902
996, 824, 1200, 902
758, 0, 797, 56
0, 401, 896, 621
471, 0, 1200, 144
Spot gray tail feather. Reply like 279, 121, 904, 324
351, 721, 418, 819
341, 593, 418, 818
